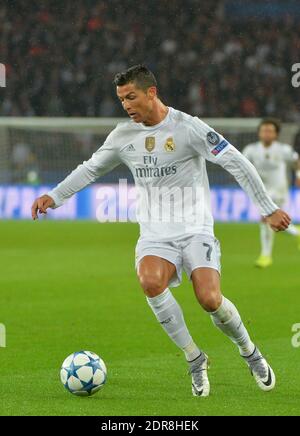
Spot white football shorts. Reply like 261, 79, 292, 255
135, 234, 221, 288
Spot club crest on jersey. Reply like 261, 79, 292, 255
145, 137, 156, 152
207, 131, 220, 146
164, 137, 176, 152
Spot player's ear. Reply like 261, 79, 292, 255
147, 86, 157, 100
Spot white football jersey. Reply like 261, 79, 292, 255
49, 107, 278, 241
110, 107, 229, 240
243, 141, 299, 203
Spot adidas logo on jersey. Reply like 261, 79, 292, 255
125, 144, 135, 152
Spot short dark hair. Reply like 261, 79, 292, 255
113, 64, 157, 91
258, 118, 281, 135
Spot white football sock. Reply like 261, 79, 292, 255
286, 224, 300, 237
210, 296, 255, 357
260, 222, 274, 257
147, 288, 201, 361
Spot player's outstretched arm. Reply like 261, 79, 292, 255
188, 117, 291, 232
217, 147, 291, 232
30, 161, 103, 220
31, 129, 121, 220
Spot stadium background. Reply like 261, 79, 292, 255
0, 0, 300, 221
0, 0, 300, 417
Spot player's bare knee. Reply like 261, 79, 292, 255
200, 291, 222, 312
138, 273, 167, 297
195, 280, 222, 312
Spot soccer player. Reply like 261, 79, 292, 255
32, 65, 291, 397
243, 119, 300, 268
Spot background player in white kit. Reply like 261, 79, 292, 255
243, 119, 300, 268
31, 66, 291, 397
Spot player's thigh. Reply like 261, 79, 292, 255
183, 235, 222, 279
191, 267, 222, 311
137, 255, 176, 297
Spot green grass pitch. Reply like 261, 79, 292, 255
0, 220, 299, 416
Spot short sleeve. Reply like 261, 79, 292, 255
188, 116, 234, 163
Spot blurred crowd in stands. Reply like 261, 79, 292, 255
1, 0, 300, 120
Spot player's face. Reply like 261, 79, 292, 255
116, 82, 156, 123
258, 124, 278, 146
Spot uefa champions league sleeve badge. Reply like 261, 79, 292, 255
207, 131, 220, 146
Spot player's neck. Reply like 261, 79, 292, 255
262, 141, 274, 148
142, 101, 169, 126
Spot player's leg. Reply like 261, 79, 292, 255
137, 254, 209, 397
191, 268, 256, 355
256, 217, 274, 268
183, 236, 253, 353
137, 255, 202, 362
183, 236, 276, 391
191, 268, 275, 391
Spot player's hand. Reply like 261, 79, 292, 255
266, 209, 291, 232
31, 195, 55, 220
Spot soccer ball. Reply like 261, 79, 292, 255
60, 350, 107, 396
